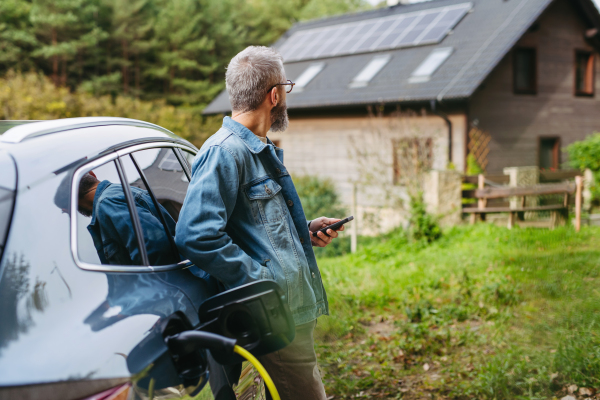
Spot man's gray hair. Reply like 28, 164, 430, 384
226, 46, 286, 113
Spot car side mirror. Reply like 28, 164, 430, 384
197, 280, 295, 365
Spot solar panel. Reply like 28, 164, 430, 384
158, 150, 183, 172
278, 2, 471, 63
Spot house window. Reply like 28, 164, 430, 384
539, 137, 560, 170
392, 138, 433, 184
513, 48, 537, 94
575, 50, 595, 96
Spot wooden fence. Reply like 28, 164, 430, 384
462, 171, 583, 230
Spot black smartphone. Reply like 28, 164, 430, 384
311, 216, 354, 237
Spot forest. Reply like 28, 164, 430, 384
0, 0, 371, 108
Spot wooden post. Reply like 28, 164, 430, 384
351, 183, 357, 253
477, 174, 486, 222
507, 212, 515, 229
575, 176, 583, 232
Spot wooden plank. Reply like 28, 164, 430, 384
474, 182, 576, 199
540, 170, 579, 182
463, 175, 510, 184
462, 204, 567, 213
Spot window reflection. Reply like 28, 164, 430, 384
131, 148, 190, 221
73, 161, 143, 266
71, 154, 181, 267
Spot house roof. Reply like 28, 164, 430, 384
204, 0, 600, 114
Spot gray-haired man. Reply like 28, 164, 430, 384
175, 46, 343, 399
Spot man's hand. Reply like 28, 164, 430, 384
309, 216, 345, 247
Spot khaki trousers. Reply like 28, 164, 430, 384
258, 320, 327, 400
208, 320, 327, 400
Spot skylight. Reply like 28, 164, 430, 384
293, 63, 325, 91
350, 55, 391, 88
409, 47, 453, 83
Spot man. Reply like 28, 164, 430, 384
175, 46, 343, 400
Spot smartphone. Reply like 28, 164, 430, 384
311, 216, 354, 237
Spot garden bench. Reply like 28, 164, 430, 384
462, 175, 583, 230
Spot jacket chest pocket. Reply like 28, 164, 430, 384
244, 177, 285, 223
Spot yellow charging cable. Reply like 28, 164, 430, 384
233, 345, 280, 400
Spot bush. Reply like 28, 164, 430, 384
408, 193, 441, 243
294, 175, 349, 257
567, 132, 600, 202
0, 70, 222, 148
293, 175, 347, 221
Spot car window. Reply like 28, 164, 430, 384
120, 153, 181, 266
178, 148, 195, 175
130, 148, 190, 221
75, 160, 144, 266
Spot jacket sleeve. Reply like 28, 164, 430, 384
96, 195, 143, 265
175, 145, 262, 289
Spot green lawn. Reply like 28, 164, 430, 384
314, 224, 600, 399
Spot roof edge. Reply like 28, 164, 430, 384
0, 117, 176, 144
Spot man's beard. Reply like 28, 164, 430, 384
78, 207, 92, 218
270, 101, 289, 132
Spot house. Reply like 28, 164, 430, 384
204, 0, 600, 230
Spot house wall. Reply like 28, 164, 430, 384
268, 112, 466, 233
470, 0, 600, 173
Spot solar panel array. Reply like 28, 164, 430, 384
278, 2, 472, 63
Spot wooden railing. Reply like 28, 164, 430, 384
462, 174, 583, 230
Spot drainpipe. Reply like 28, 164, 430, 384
430, 99, 453, 166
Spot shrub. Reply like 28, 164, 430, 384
567, 132, 600, 202
408, 192, 441, 244
466, 153, 484, 176
0, 70, 221, 148
294, 175, 349, 257
293, 175, 347, 221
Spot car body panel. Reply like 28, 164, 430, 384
0, 120, 212, 398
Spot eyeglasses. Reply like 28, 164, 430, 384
268, 80, 295, 94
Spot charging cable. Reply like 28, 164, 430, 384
233, 345, 280, 400
166, 331, 281, 400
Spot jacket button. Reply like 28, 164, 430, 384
287, 199, 294, 207
312, 272, 315, 278
300, 238, 304, 244
276, 168, 281, 174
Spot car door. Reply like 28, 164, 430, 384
71, 141, 217, 399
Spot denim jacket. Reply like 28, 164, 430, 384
175, 117, 328, 325
88, 181, 180, 266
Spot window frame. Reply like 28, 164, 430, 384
574, 49, 595, 97
70, 142, 196, 273
513, 47, 537, 95
538, 136, 561, 170
392, 137, 434, 185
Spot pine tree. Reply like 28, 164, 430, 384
0, 0, 38, 73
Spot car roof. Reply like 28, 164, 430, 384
0, 118, 195, 189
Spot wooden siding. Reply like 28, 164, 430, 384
469, 0, 600, 173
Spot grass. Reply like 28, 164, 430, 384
314, 224, 600, 399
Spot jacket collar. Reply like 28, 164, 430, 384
89, 180, 112, 226
222, 116, 270, 154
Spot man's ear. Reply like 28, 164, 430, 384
270, 87, 279, 107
